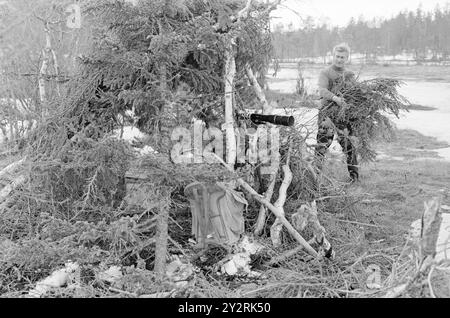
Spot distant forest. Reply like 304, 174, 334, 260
272, 5, 450, 61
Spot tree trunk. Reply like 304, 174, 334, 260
154, 19, 169, 277
245, 64, 278, 236
221, 0, 256, 166
39, 22, 52, 119
223, 38, 237, 165
154, 206, 169, 277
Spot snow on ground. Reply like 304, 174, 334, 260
278, 52, 450, 66
112, 126, 147, 142
387, 81, 450, 161
112, 126, 156, 156
0, 115, 155, 155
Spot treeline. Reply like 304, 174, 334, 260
272, 5, 450, 61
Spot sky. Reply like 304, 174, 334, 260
271, 0, 450, 29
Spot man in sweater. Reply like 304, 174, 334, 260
315, 43, 359, 183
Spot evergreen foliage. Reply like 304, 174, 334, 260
322, 77, 409, 161
0, 0, 282, 297
272, 5, 450, 60
73, 0, 273, 154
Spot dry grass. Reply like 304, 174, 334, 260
1, 119, 449, 298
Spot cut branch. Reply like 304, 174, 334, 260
210, 153, 318, 258
254, 169, 277, 236
245, 64, 271, 114
238, 0, 253, 19
223, 38, 237, 165
270, 143, 293, 247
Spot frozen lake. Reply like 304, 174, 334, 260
396, 81, 450, 160
267, 65, 450, 161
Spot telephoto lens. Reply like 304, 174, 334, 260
248, 114, 295, 127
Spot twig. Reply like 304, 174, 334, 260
238, 0, 253, 19
242, 282, 327, 296
427, 265, 437, 298
109, 287, 137, 297
245, 64, 271, 113
0, 157, 26, 180
80, 167, 100, 213
383, 257, 427, 298
266, 246, 304, 266
254, 170, 277, 236
334, 219, 387, 229
168, 235, 190, 259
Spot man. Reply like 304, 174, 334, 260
315, 43, 359, 183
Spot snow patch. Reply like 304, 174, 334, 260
112, 126, 157, 155
28, 262, 80, 298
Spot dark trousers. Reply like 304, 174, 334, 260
314, 113, 359, 178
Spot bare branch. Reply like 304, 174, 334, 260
209, 153, 318, 258
270, 142, 292, 246
245, 64, 272, 114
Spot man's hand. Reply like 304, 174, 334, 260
333, 96, 349, 119
332, 96, 348, 108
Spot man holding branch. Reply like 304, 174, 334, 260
315, 43, 359, 183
